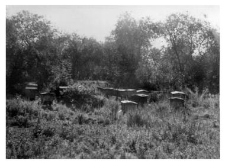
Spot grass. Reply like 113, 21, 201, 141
6, 89, 220, 159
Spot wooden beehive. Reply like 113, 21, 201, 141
24, 82, 38, 100
124, 89, 137, 98
136, 89, 149, 95
121, 100, 138, 113
169, 97, 185, 109
129, 94, 149, 107
117, 89, 126, 100
40, 92, 55, 105
171, 91, 186, 99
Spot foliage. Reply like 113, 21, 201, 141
6, 90, 219, 159
62, 82, 105, 110
161, 13, 219, 91
6, 11, 219, 95
6, 11, 58, 93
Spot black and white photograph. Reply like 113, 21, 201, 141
5, 4, 220, 159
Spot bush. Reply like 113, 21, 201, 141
126, 110, 149, 127
11, 115, 29, 127
6, 127, 34, 158
77, 113, 93, 125
186, 87, 209, 107
99, 99, 121, 121
6, 99, 41, 127
56, 105, 73, 121
6, 99, 26, 117
42, 126, 55, 138
154, 101, 170, 117
6, 98, 40, 118
62, 83, 105, 109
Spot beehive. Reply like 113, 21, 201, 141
121, 100, 138, 113
129, 94, 149, 107
24, 82, 38, 100
171, 91, 186, 99
169, 97, 185, 109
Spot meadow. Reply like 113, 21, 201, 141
6, 83, 220, 159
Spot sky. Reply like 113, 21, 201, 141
6, 6, 220, 42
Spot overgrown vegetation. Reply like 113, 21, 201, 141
61, 82, 105, 110
6, 88, 219, 158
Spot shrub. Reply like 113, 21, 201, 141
77, 113, 90, 125
14, 115, 29, 127
6, 127, 34, 158
154, 101, 170, 118
6, 99, 42, 128
42, 126, 55, 138
6, 98, 40, 118
6, 99, 26, 117
126, 110, 149, 127
100, 99, 120, 121
186, 87, 209, 107
62, 83, 105, 109
164, 119, 200, 146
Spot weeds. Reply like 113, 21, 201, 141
6, 90, 220, 158
126, 110, 149, 127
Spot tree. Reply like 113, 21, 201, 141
161, 13, 219, 91
6, 11, 58, 93
110, 13, 158, 87
7, 11, 219, 95
133, 13, 219, 92
63, 36, 104, 80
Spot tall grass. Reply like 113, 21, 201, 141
6, 87, 220, 159
185, 87, 209, 107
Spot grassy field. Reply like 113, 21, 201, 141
6, 85, 220, 159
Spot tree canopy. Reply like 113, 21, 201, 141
6, 11, 220, 95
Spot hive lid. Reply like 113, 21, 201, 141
136, 89, 148, 93
40, 92, 54, 95
118, 89, 126, 92
135, 94, 149, 97
121, 100, 138, 104
107, 88, 115, 90
40, 92, 49, 95
169, 97, 184, 101
26, 82, 38, 86
171, 91, 186, 95
59, 86, 68, 89
126, 89, 136, 91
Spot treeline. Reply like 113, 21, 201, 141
6, 11, 220, 95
